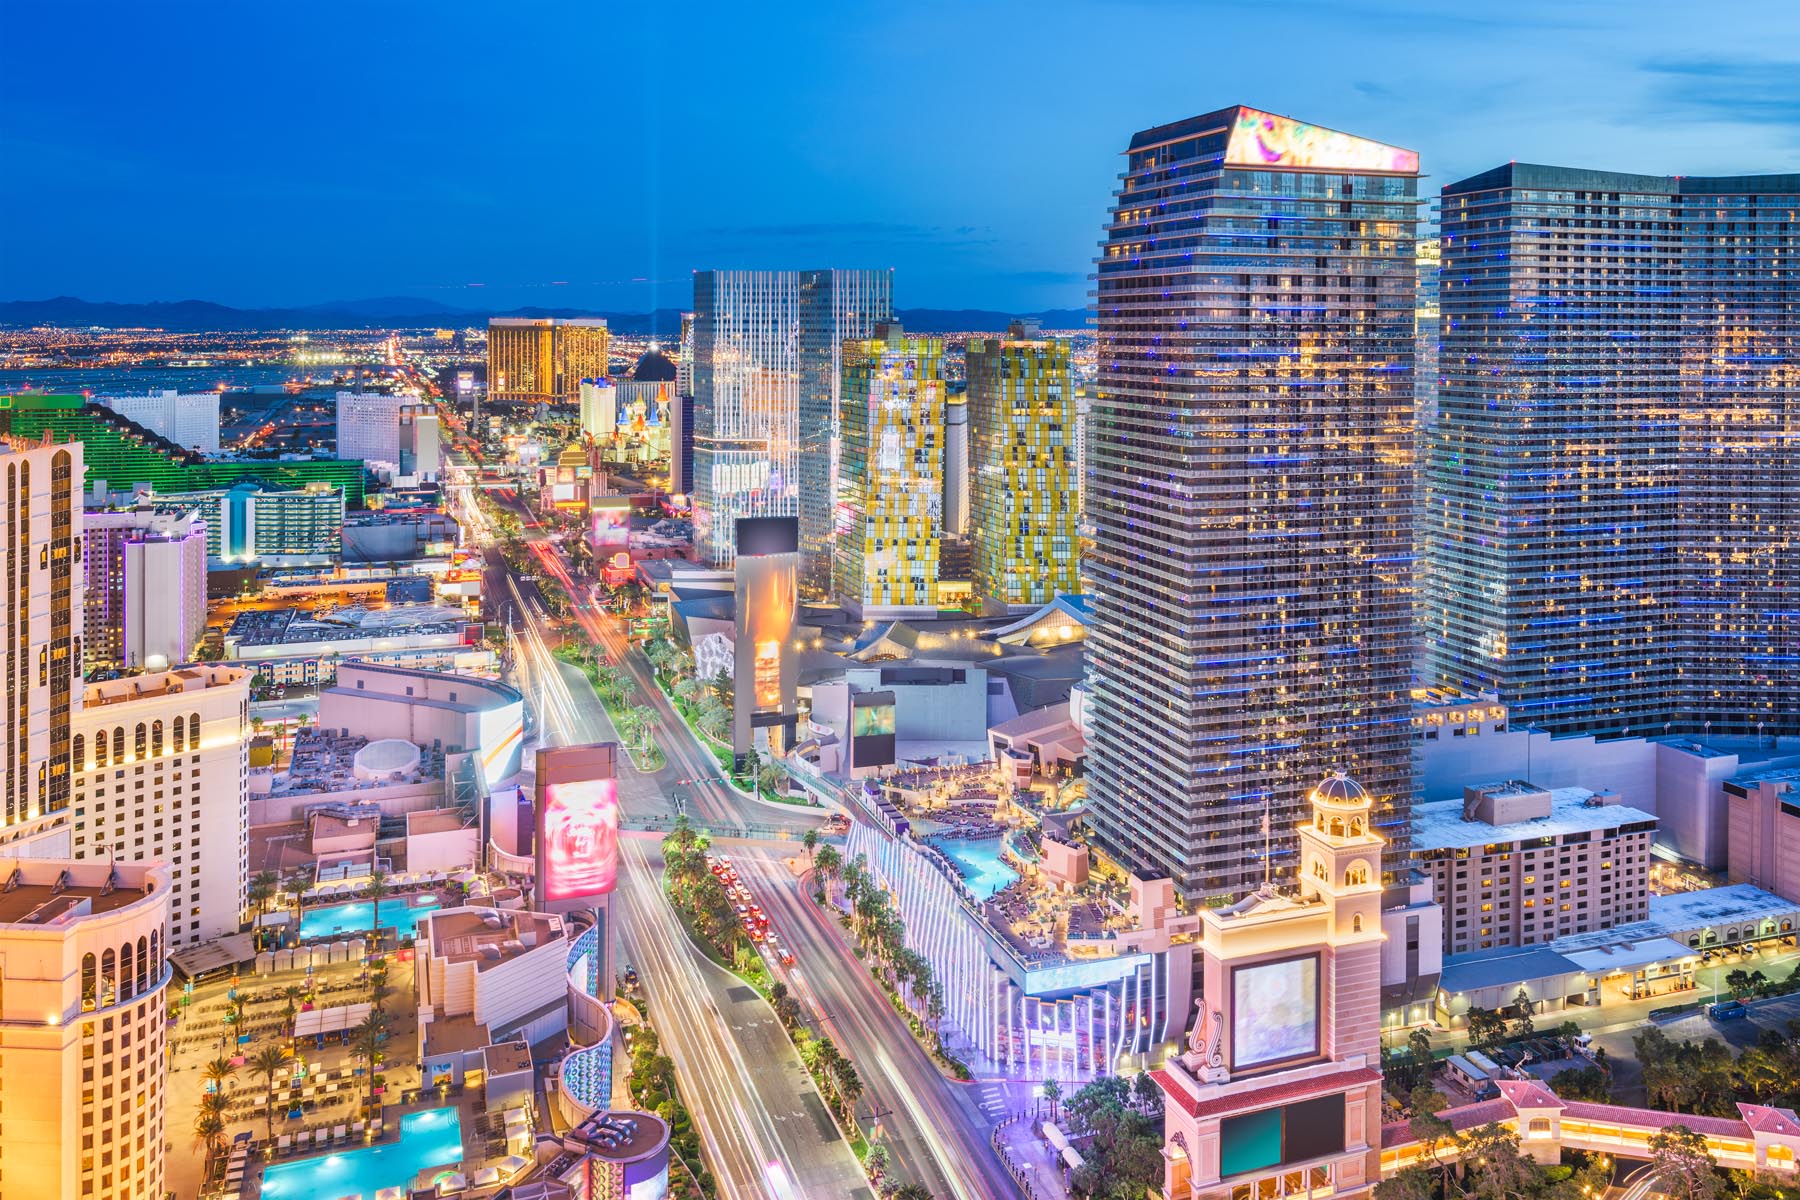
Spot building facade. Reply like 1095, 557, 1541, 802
96, 389, 220, 454
1087, 106, 1421, 902
335, 391, 407, 464
0, 434, 83, 857
0, 859, 173, 1200
833, 325, 945, 617
1412, 782, 1656, 955
71, 666, 252, 948
83, 506, 207, 669
487, 317, 610, 406
0, 393, 366, 505
154, 480, 344, 564
797, 269, 894, 593
967, 322, 1080, 613
691, 270, 803, 566
398, 403, 441, 481
1423, 165, 1800, 737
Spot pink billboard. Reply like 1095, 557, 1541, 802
540, 777, 620, 901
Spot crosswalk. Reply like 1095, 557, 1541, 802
979, 1084, 1008, 1121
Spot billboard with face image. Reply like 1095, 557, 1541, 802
535, 744, 621, 910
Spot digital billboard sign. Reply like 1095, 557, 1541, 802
1224, 108, 1418, 175
535, 744, 621, 911
593, 499, 631, 548
850, 690, 896, 770
541, 778, 620, 901
1231, 954, 1320, 1073
1219, 1093, 1344, 1179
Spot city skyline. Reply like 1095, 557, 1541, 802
3, 0, 1797, 312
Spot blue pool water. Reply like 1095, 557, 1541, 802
261, 1107, 464, 1200
932, 837, 1018, 901
298, 896, 441, 941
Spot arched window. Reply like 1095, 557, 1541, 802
82, 953, 97, 1009
172, 716, 185, 753
1330, 818, 1345, 837
1527, 1118, 1551, 1136
1346, 861, 1371, 887
1349, 818, 1364, 837
135, 935, 149, 996
72, 733, 85, 772
120, 941, 135, 1001
1353, 914, 1364, 933
134, 723, 147, 760
151, 720, 164, 757
151, 929, 160, 971
101, 948, 117, 1006
113, 726, 126, 762
191, 712, 201, 746
96, 731, 108, 767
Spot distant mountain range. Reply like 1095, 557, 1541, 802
0, 296, 1092, 335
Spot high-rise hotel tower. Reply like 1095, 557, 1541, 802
1423, 165, 1800, 737
1088, 108, 1420, 903
692, 269, 892, 568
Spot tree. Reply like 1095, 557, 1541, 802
1650, 1124, 1724, 1200
1727, 969, 1754, 999
1462, 1122, 1545, 1200
249, 1044, 292, 1140
1132, 1070, 1161, 1112
815, 844, 843, 892
802, 828, 819, 863
866, 1143, 891, 1183
193, 1109, 226, 1168
203, 1054, 239, 1096
1467, 1006, 1509, 1051
351, 1009, 391, 1114
1549, 1065, 1612, 1102
890, 1186, 934, 1200
366, 867, 392, 944
1408, 1025, 1433, 1066
1510, 987, 1537, 1040
1407, 1085, 1457, 1196
1042, 1078, 1062, 1121
1374, 1165, 1437, 1200
247, 869, 279, 918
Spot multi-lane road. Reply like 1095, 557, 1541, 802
461, 473, 1018, 1198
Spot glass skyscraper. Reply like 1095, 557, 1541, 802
798, 269, 893, 595
692, 269, 891, 569
1088, 107, 1420, 903
1424, 164, 1800, 737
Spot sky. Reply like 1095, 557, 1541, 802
3, 0, 1798, 314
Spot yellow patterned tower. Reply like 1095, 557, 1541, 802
1150, 772, 1388, 1200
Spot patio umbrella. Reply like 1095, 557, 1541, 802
498, 1155, 530, 1176
473, 1167, 501, 1187
437, 1172, 469, 1194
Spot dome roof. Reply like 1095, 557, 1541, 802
1310, 771, 1369, 808
631, 350, 678, 383
353, 738, 421, 781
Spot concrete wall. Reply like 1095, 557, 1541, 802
410, 825, 480, 873
249, 777, 445, 826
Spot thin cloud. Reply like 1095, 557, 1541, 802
1642, 56, 1800, 125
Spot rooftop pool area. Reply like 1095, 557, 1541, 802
930, 836, 1019, 901
260, 1106, 463, 1200
298, 895, 442, 941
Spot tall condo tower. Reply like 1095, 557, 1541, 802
1424, 165, 1800, 737
1087, 107, 1420, 903
833, 325, 945, 618
798, 269, 894, 595
967, 321, 1081, 613
691, 271, 802, 566
0, 433, 83, 857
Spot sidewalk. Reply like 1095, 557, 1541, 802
992, 1104, 1072, 1200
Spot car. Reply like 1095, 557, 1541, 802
781, 952, 797, 967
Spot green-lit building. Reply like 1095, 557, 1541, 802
0, 393, 366, 507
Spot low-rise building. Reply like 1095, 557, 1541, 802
0, 859, 173, 1200
321, 662, 523, 787
70, 666, 251, 948
1412, 782, 1656, 956
416, 906, 569, 1079
1726, 765, 1800, 901
223, 603, 490, 686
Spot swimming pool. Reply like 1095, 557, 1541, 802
932, 837, 1018, 901
297, 895, 442, 941
261, 1107, 463, 1200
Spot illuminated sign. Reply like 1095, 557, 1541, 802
1231, 954, 1320, 1072
593, 501, 631, 548
850, 691, 896, 770
1225, 108, 1418, 174
753, 639, 781, 711
541, 778, 620, 901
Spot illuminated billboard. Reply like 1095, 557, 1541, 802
1231, 954, 1320, 1073
541, 778, 620, 901
593, 499, 631, 548
733, 516, 799, 758
850, 690, 896, 771
753, 639, 781, 712
1225, 108, 1418, 175
535, 744, 621, 911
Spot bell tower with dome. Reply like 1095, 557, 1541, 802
1149, 772, 1388, 1200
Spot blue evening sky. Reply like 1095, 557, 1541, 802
3, 0, 1796, 313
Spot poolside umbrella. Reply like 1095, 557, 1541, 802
473, 1167, 501, 1187
437, 1172, 469, 1194
498, 1155, 530, 1176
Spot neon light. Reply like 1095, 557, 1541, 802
1225, 108, 1418, 174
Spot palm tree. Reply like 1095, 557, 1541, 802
194, 1109, 226, 1171
366, 867, 391, 945
351, 1010, 390, 1115
280, 984, 305, 1041
802, 828, 819, 863
203, 1054, 239, 1097
1042, 1078, 1062, 1121
249, 1044, 292, 1140
247, 869, 279, 918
